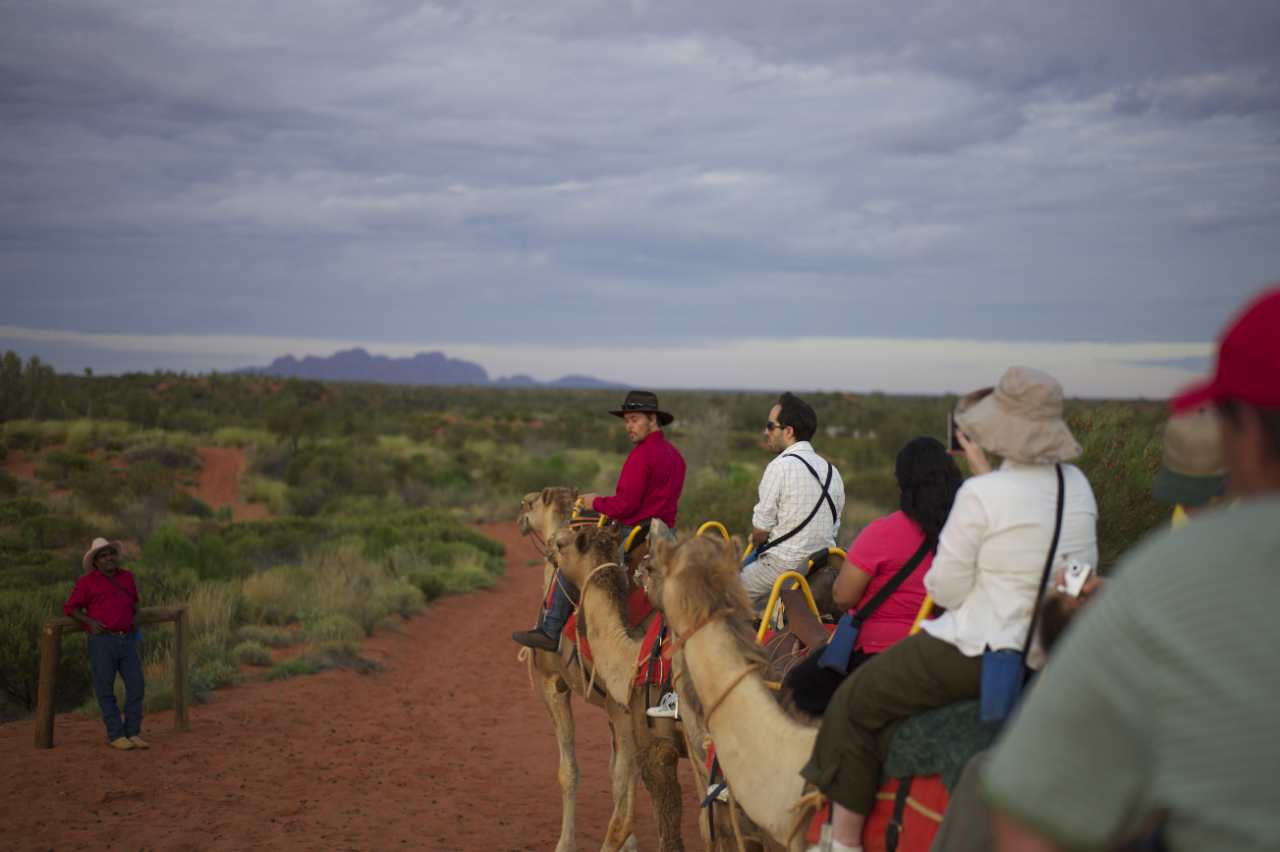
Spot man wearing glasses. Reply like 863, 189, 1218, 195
745, 392, 844, 610
513, 390, 686, 651
64, 537, 147, 750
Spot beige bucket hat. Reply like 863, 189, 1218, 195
82, 537, 123, 574
1152, 408, 1225, 507
955, 366, 1082, 465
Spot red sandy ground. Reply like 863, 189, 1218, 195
0, 523, 704, 851
192, 446, 269, 522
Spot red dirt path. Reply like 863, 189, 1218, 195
0, 523, 704, 851
192, 446, 269, 522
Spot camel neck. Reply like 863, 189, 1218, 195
682, 617, 817, 844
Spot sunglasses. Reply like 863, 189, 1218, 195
764, 420, 782, 432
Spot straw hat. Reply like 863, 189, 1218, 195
82, 537, 123, 573
1152, 408, 1225, 507
955, 366, 1082, 465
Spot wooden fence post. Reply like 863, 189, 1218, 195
33, 622, 61, 749
173, 606, 189, 731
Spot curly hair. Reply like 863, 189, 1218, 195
896, 436, 963, 547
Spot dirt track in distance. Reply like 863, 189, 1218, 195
0, 523, 704, 851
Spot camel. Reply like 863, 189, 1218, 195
646, 525, 821, 852
517, 489, 639, 852
548, 524, 689, 852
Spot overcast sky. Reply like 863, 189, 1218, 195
3, 1, 1278, 395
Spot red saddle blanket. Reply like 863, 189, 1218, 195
806, 776, 948, 852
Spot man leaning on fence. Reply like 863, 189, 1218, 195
64, 537, 148, 750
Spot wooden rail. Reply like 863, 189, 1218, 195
34, 606, 189, 749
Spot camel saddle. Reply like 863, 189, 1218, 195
760, 587, 835, 683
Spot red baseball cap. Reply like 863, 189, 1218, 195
1171, 284, 1280, 414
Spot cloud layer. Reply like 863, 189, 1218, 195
2, 0, 1277, 389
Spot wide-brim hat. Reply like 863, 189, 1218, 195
1151, 408, 1226, 507
609, 390, 674, 426
955, 366, 1082, 465
82, 537, 123, 573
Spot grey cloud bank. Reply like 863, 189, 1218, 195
1, 0, 1277, 393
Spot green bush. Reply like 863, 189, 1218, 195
0, 588, 93, 716
20, 512, 94, 550
233, 640, 272, 666
235, 624, 297, 648
302, 613, 364, 644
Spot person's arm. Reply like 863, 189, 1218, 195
955, 430, 992, 476
63, 580, 103, 634
750, 461, 781, 537
923, 483, 986, 608
832, 563, 874, 611
592, 452, 647, 520
993, 814, 1066, 852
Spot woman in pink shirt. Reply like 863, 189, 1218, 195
785, 436, 962, 715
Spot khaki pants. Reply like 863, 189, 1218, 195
801, 632, 981, 814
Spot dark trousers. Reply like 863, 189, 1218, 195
801, 632, 980, 815
88, 633, 145, 741
541, 573, 577, 640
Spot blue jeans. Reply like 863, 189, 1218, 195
542, 574, 577, 641
88, 632, 145, 741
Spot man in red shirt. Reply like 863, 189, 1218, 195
513, 390, 686, 651
64, 537, 147, 750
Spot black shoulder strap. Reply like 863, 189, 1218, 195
755, 456, 836, 557
789, 454, 838, 523
100, 571, 139, 613
885, 776, 913, 852
851, 537, 933, 627
1020, 464, 1065, 669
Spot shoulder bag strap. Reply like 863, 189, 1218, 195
100, 572, 139, 614
1018, 463, 1065, 669
851, 537, 933, 627
755, 456, 836, 556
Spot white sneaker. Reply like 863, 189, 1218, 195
706, 782, 730, 803
646, 691, 679, 719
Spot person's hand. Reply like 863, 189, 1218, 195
85, 619, 104, 635
579, 493, 599, 508
955, 430, 992, 476
1051, 568, 1107, 610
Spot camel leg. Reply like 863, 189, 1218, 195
603, 700, 640, 852
631, 706, 685, 852
534, 660, 579, 852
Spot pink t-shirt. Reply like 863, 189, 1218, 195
847, 510, 933, 653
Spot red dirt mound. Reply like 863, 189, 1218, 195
0, 523, 704, 851
192, 446, 268, 522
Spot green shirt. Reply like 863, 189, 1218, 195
983, 496, 1280, 850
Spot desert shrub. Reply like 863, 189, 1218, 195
65, 419, 133, 452
1071, 406, 1167, 570
302, 613, 364, 644
188, 654, 241, 698
0, 470, 17, 496
20, 512, 94, 551
192, 533, 245, 581
168, 491, 214, 518
676, 463, 762, 535
213, 426, 274, 448
3, 420, 49, 451
141, 526, 198, 574
235, 624, 297, 648
265, 656, 325, 680
0, 588, 94, 716
242, 566, 307, 625
187, 581, 241, 646
233, 640, 272, 666
124, 442, 201, 470
114, 494, 169, 543
122, 460, 178, 498
0, 497, 47, 524
266, 644, 380, 681
35, 449, 96, 485
241, 475, 286, 513
375, 578, 425, 618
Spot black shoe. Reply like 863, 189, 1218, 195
512, 628, 560, 651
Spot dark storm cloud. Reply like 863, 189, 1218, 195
1, 0, 1278, 366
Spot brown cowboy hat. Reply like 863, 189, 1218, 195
608, 390, 674, 426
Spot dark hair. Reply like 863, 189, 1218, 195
1217, 398, 1280, 460
896, 436, 963, 547
777, 392, 817, 442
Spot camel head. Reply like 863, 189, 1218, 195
548, 523, 622, 589
517, 486, 578, 537
648, 527, 752, 637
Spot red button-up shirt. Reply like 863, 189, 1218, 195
592, 430, 686, 527
64, 569, 139, 633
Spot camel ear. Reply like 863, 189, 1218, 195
540, 487, 554, 504
575, 530, 590, 554
727, 535, 745, 562
650, 534, 673, 575
650, 518, 676, 543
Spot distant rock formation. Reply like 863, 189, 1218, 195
241, 348, 620, 389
